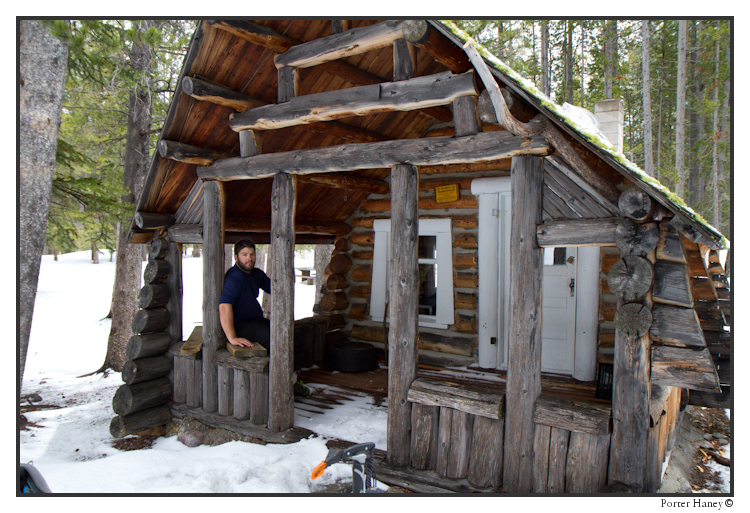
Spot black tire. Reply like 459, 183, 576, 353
324, 340, 378, 373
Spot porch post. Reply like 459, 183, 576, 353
268, 172, 296, 432
202, 180, 225, 412
386, 163, 419, 467
503, 155, 545, 493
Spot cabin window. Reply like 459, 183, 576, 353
370, 218, 454, 329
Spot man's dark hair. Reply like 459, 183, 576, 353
234, 239, 256, 255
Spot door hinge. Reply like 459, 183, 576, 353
492, 208, 500, 217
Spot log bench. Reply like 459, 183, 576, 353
170, 315, 340, 428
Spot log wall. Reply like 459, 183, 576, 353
110, 236, 180, 438
345, 163, 497, 359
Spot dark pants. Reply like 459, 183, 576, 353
234, 318, 303, 359
235, 318, 271, 352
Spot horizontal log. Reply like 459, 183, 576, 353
181, 75, 266, 112
329, 253, 353, 274
533, 395, 612, 436
148, 237, 169, 260
212, 348, 269, 373
132, 308, 170, 334
453, 252, 478, 268
615, 219, 659, 257
618, 187, 657, 222
348, 232, 375, 246
137, 283, 171, 310
348, 301, 369, 320
126, 332, 172, 360
274, 20, 418, 69
296, 173, 389, 195
158, 140, 232, 167
112, 378, 172, 416
650, 304, 706, 348
230, 71, 477, 131
201, 130, 549, 181
208, 19, 298, 53
349, 283, 370, 298
360, 196, 478, 213
651, 346, 721, 392
417, 331, 474, 356
167, 224, 203, 244
326, 273, 349, 291
224, 216, 352, 236
170, 402, 312, 444
135, 212, 176, 230
407, 377, 505, 419
110, 404, 172, 438
320, 291, 349, 312
607, 255, 654, 302
122, 356, 172, 385
614, 302, 652, 340
143, 258, 170, 284
536, 218, 622, 247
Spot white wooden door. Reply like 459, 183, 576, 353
473, 176, 599, 380
540, 247, 578, 374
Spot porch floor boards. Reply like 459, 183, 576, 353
297, 361, 611, 409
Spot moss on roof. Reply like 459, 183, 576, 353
437, 20, 727, 249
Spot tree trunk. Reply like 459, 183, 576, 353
675, 20, 687, 198
19, 20, 69, 390
541, 21, 550, 96
565, 22, 573, 104
642, 20, 654, 176
103, 21, 154, 372
688, 21, 700, 205
711, 30, 721, 230
314, 244, 334, 310
604, 20, 617, 98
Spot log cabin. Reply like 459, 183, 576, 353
112, 20, 731, 493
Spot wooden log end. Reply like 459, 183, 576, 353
614, 302, 653, 340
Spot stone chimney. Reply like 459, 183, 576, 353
594, 99, 624, 154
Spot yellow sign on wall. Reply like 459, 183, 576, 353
435, 184, 459, 204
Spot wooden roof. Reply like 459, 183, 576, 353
130, 19, 727, 251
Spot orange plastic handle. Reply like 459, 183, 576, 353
311, 461, 327, 480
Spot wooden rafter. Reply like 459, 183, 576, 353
208, 19, 452, 122
274, 20, 417, 69
230, 71, 476, 131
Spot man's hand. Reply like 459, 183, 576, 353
228, 337, 254, 348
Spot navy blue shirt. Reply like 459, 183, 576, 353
219, 265, 271, 324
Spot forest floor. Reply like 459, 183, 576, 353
658, 405, 731, 493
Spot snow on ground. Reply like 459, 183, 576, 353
19, 249, 385, 498
17, 249, 733, 503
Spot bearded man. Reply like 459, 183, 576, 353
219, 239, 272, 352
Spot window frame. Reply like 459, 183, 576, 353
370, 218, 454, 329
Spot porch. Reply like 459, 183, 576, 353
167, 352, 675, 494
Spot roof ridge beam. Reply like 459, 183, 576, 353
274, 20, 423, 70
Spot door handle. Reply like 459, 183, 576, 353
569, 278, 575, 297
